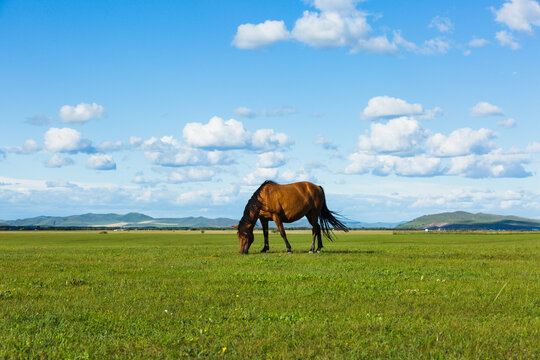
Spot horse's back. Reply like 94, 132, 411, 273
261, 181, 323, 222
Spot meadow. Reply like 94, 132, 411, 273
0, 230, 538, 359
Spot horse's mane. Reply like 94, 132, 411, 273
240, 180, 275, 226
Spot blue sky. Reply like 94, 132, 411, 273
1, 0, 540, 222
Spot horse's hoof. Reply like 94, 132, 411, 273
287, 250, 293, 254
260, 249, 268, 253
316, 249, 321, 253
309, 250, 314, 254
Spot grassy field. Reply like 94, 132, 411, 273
0, 230, 538, 359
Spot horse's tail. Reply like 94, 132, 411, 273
319, 186, 349, 241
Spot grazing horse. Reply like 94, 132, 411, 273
235, 181, 349, 254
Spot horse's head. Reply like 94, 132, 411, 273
234, 223, 254, 254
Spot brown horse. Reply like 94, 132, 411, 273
235, 181, 349, 254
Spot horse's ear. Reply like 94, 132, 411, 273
232, 225, 238, 229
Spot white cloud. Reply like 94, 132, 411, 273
251, 129, 294, 151
469, 37, 489, 47
256, 152, 286, 168
447, 151, 531, 178
358, 117, 427, 155
292, 10, 370, 48
183, 116, 251, 149
232, 20, 290, 49
176, 185, 239, 206
165, 168, 215, 183
234, 107, 256, 118
242, 167, 279, 185
494, 0, 540, 33
7, 139, 41, 154
470, 101, 505, 116
46, 154, 74, 168
96, 140, 126, 152
526, 142, 540, 152
314, 135, 338, 150
495, 30, 521, 49
427, 128, 497, 157
142, 136, 231, 167
59, 102, 104, 123
429, 16, 454, 33
129, 136, 143, 147
86, 154, 116, 170
497, 118, 516, 128
307, 0, 361, 12
345, 153, 443, 177
362, 96, 421, 119
280, 168, 316, 183
44, 127, 92, 153
419, 38, 451, 55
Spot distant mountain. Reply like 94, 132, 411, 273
1, 212, 397, 229
3, 212, 238, 228
398, 211, 540, 230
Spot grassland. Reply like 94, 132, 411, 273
0, 230, 538, 359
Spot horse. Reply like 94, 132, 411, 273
234, 180, 349, 254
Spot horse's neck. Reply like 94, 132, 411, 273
241, 197, 262, 227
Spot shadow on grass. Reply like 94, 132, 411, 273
250, 249, 380, 255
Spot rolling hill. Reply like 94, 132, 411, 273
398, 211, 540, 230
1, 213, 238, 228
0, 213, 396, 229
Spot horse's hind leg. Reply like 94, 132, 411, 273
307, 212, 321, 253
272, 215, 292, 253
260, 218, 269, 253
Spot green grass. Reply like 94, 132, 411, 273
0, 230, 538, 359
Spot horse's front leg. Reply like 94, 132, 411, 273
260, 218, 269, 253
272, 215, 292, 253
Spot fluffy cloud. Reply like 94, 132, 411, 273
231, 0, 445, 55
7, 139, 41, 154
142, 136, 232, 167
470, 101, 505, 116
46, 154, 74, 168
232, 20, 290, 49
314, 135, 338, 150
418, 38, 451, 55
495, 30, 521, 49
345, 153, 443, 177
447, 151, 531, 178
497, 118, 516, 128
59, 102, 104, 123
469, 37, 489, 47
86, 154, 116, 170
291, 9, 371, 49
361, 96, 440, 119
44, 127, 93, 153
234, 107, 256, 118
242, 167, 279, 185
427, 128, 497, 157
526, 142, 540, 152
183, 116, 250, 149
164, 168, 216, 183
429, 16, 454, 33
358, 117, 427, 155
256, 152, 286, 168
344, 116, 529, 178
176, 185, 239, 206
494, 0, 540, 33
96, 140, 126, 152
251, 129, 293, 151
183, 116, 293, 151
